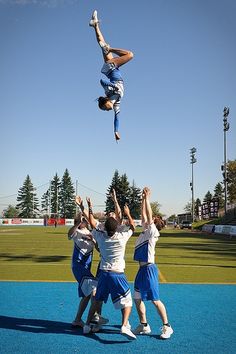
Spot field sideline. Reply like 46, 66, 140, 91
0, 226, 235, 283
1, 226, 236, 354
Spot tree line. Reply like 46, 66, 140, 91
4, 169, 159, 219
3, 160, 236, 220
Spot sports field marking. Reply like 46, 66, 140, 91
0, 279, 71, 283
1, 279, 235, 284
1, 262, 234, 269
0, 228, 21, 232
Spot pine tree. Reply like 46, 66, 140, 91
50, 173, 61, 216
203, 191, 212, 203
119, 173, 131, 211
195, 198, 201, 218
213, 183, 224, 209
16, 175, 39, 217
129, 181, 142, 219
41, 189, 50, 216
105, 170, 121, 214
59, 169, 76, 218
105, 171, 142, 219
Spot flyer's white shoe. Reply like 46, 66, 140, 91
89, 10, 99, 27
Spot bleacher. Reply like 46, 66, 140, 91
201, 205, 236, 238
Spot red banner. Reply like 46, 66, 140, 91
11, 218, 22, 224
47, 218, 65, 226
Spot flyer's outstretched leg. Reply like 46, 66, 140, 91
89, 10, 134, 141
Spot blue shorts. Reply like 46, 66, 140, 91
101, 62, 123, 82
134, 263, 160, 301
95, 270, 132, 309
72, 264, 97, 298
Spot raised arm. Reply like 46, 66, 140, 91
113, 102, 120, 140
141, 188, 147, 225
111, 188, 122, 224
123, 204, 135, 232
86, 197, 97, 230
144, 187, 153, 225
75, 196, 89, 220
68, 213, 82, 239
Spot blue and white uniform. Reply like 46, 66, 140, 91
69, 227, 97, 298
95, 221, 129, 278
101, 62, 124, 133
92, 226, 133, 309
133, 223, 160, 301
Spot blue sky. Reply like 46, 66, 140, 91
0, 0, 235, 217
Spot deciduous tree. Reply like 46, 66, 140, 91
227, 159, 236, 204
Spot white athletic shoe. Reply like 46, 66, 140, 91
83, 324, 91, 334
99, 41, 110, 55
89, 10, 99, 27
160, 325, 174, 339
126, 321, 131, 330
120, 325, 137, 340
133, 323, 151, 335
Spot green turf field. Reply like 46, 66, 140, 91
0, 226, 235, 283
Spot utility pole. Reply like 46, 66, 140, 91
56, 183, 59, 218
190, 147, 197, 223
32, 187, 36, 218
49, 181, 51, 218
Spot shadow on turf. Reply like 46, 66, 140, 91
157, 242, 236, 259
0, 253, 69, 262
0, 315, 130, 344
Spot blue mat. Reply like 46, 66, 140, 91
0, 282, 236, 354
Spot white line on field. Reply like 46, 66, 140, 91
0, 263, 234, 268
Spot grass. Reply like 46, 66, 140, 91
0, 226, 235, 283
193, 218, 223, 229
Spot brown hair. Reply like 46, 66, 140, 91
98, 96, 110, 110
154, 216, 165, 231
105, 217, 118, 237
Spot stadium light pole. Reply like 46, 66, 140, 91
222, 107, 230, 216
190, 147, 197, 223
